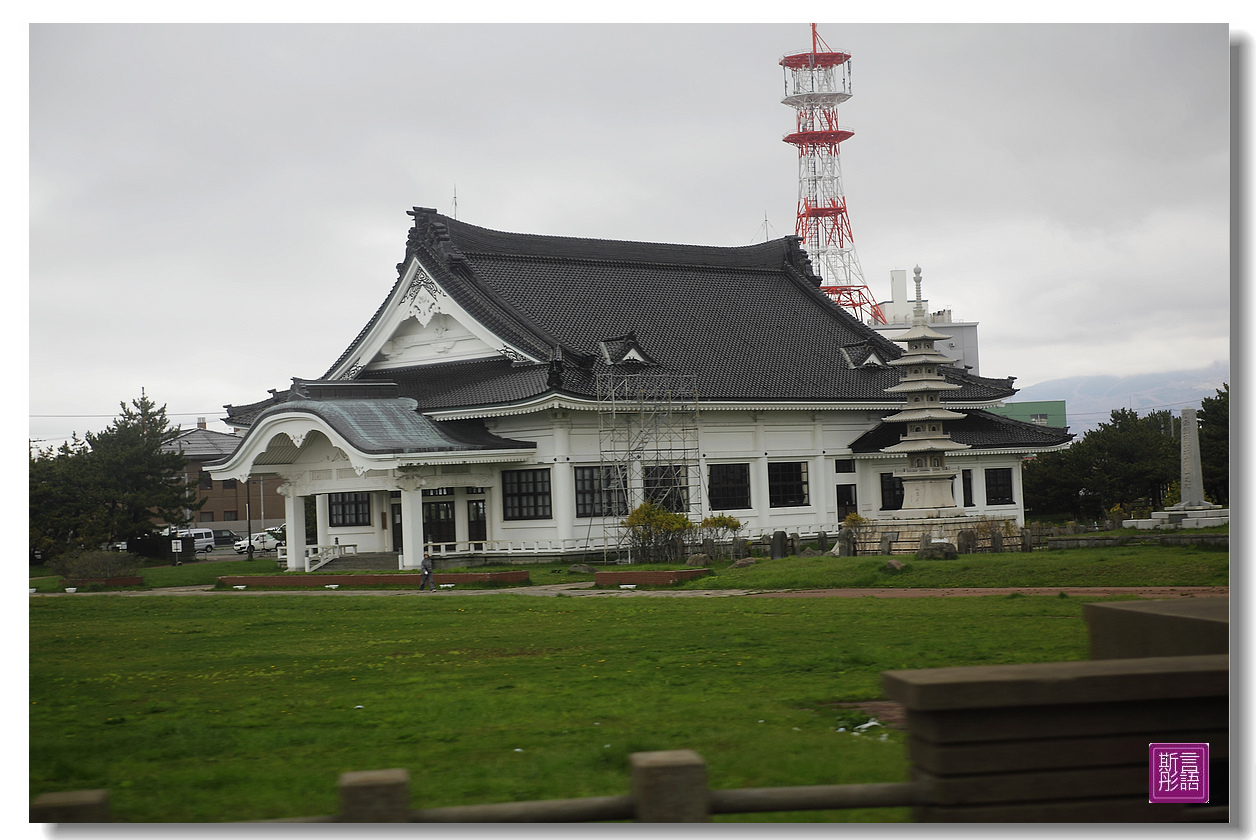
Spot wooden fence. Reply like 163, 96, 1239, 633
30, 751, 925, 823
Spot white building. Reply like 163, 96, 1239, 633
209, 208, 1072, 568
872, 268, 981, 375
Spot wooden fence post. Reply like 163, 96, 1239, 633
630, 750, 708, 822
338, 768, 411, 822
30, 789, 111, 823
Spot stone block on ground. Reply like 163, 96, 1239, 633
568, 564, 595, 574
918, 542, 958, 560
685, 553, 711, 567
886, 559, 905, 571
730, 558, 756, 569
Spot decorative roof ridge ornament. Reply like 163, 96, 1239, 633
547, 346, 566, 389
405, 206, 466, 268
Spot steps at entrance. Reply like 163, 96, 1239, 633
318, 553, 402, 571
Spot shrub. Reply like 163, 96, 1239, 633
842, 512, 875, 555
621, 502, 693, 563
50, 550, 140, 581
698, 514, 743, 560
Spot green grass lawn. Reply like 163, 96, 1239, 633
27, 542, 1229, 593
672, 544, 1230, 590
29, 593, 1098, 822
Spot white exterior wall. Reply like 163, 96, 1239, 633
475, 407, 1029, 542
224, 408, 1035, 557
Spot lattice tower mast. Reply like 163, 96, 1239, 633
781, 24, 886, 324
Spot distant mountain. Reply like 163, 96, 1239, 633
1005, 361, 1230, 435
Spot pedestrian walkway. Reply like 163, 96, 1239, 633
34, 583, 1227, 599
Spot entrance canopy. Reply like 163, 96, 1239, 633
207, 379, 536, 483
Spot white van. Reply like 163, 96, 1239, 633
177, 529, 216, 553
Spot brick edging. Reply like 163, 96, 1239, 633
594, 569, 711, 586
216, 571, 530, 588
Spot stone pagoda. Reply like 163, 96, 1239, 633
880, 266, 971, 516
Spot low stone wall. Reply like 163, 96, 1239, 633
593, 569, 711, 586
1047, 534, 1227, 550
216, 571, 531, 588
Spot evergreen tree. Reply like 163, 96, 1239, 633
29, 392, 202, 560
1022, 407, 1179, 518
1197, 383, 1228, 505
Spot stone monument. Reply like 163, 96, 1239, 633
1123, 407, 1229, 530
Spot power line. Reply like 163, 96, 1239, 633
30, 412, 227, 418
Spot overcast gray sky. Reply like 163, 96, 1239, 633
28, 20, 1235, 448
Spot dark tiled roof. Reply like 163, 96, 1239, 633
232, 208, 1023, 423
163, 427, 243, 460
341, 209, 1019, 407
849, 409, 1074, 453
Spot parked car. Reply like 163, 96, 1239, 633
177, 528, 215, 553
211, 529, 241, 547
235, 532, 281, 554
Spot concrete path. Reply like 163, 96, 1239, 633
34, 583, 1227, 599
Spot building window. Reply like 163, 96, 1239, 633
200, 511, 214, 522
466, 487, 486, 496
224, 510, 238, 521
645, 465, 689, 513
468, 499, 487, 545
962, 470, 974, 507
222, 479, 237, 490
708, 463, 751, 510
834, 459, 855, 474
836, 484, 857, 519
423, 487, 453, 497
880, 473, 904, 511
198, 473, 213, 490
329, 492, 372, 527
502, 469, 552, 520
1030, 414, 1049, 425
575, 465, 628, 518
985, 468, 1014, 505
768, 462, 809, 508
423, 500, 456, 544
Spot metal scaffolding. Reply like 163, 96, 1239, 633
595, 371, 699, 563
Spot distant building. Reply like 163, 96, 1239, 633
986, 400, 1069, 430
163, 420, 286, 531
871, 268, 981, 375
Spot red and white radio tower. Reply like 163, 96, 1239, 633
781, 24, 885, 324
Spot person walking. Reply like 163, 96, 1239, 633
418, 551, 436, 592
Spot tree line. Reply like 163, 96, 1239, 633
1022, 384, 1228, 521
29, 392, 201, 562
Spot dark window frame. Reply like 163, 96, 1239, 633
644, 464, 690, 514
880, 473, 904, 511
575, 465, 629, 518
502, 468, 552, 521
768, 461, 810, 508
985, 467, 1015, 506
836, 484, 858, 518
708, 463, 752, 511
329, 492, 372, 527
